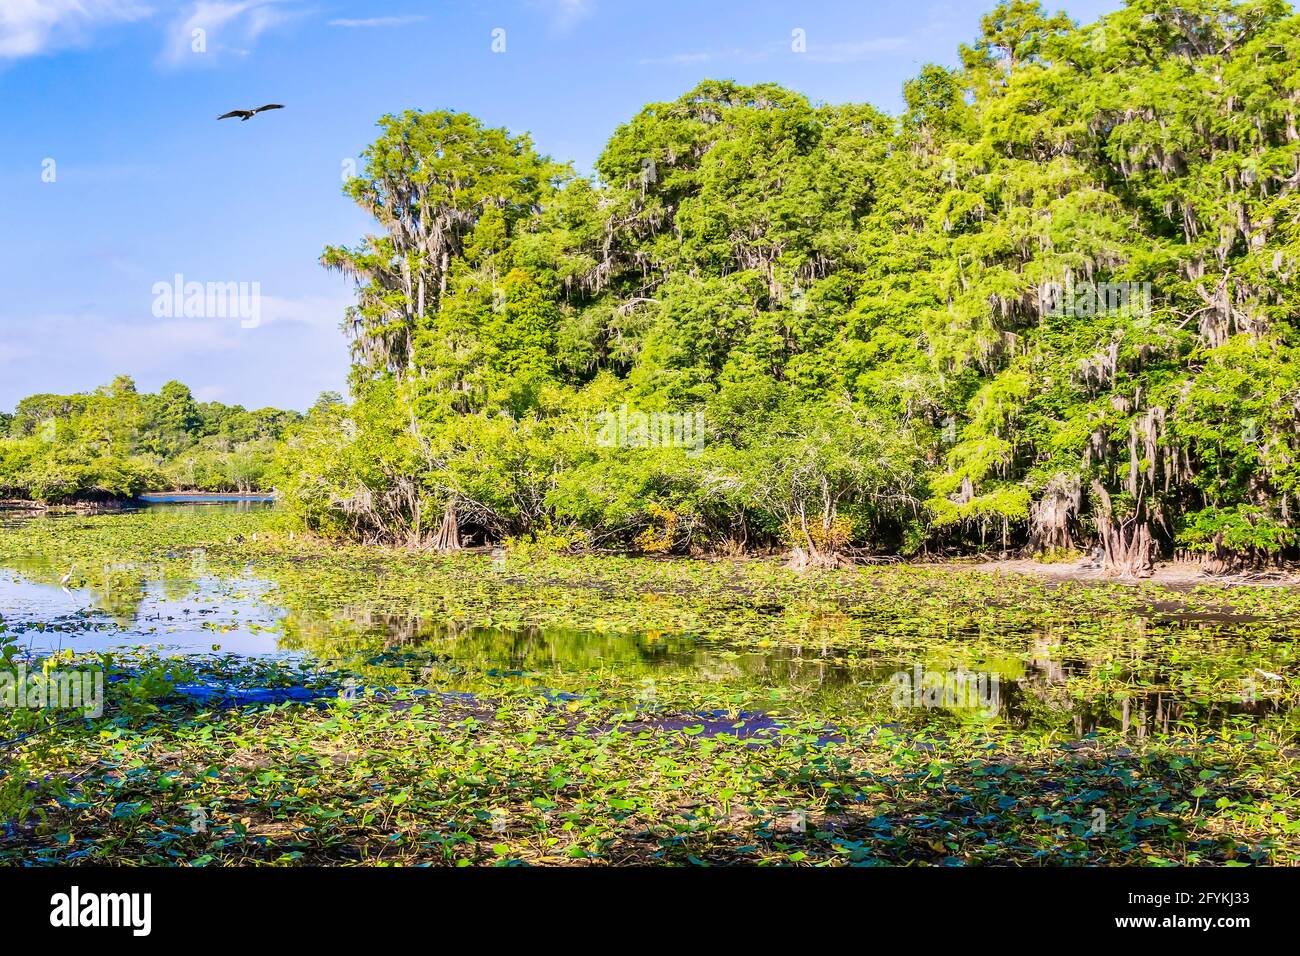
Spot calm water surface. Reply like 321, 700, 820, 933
1, 501, 1294, 736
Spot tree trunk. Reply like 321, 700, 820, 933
1090, 481, 1155, 578
1030, 475, 1081, 552
434, 500, 461, 552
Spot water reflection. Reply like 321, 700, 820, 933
274, 605, 1294, 735
0, 504, 1295, 738
138, 495, 276, 506
0, 567, 286, 656
0, 497, 275, 526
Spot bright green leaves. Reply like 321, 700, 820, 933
326, 109, 569, 380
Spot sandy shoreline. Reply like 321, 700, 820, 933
949, 557, 1300, 589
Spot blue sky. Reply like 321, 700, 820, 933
0, 0, 1123, 412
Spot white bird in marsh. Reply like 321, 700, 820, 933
60, 565, 75, 587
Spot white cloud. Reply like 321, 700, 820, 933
1, 312, 240, 379
104, 317, 246, 361
639, 34, 911, 68
0, 301, 351, 412
532, 0, 593, 32
328, 15, 426, 28
0, 342, 32, 364
637, 51, 713, 66
0, 0, 151, 60
159, 0, 298, 66
638, 48, 765, 67
193, 383, 229, 402
258, 293, 352, 331
807, 36, 911, 63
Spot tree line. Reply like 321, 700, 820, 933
286, 0, 1299, 574
16, 0, 1299, 577
0, 376, 301, 501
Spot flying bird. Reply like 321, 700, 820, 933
217, 104, 285, 122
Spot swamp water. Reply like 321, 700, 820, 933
1, 501, 1296, 740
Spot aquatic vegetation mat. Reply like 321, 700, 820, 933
2, 510, 1299, 865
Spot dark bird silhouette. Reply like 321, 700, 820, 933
217, 104, 285, 122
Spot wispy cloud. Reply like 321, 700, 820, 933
0, 341, 32, 364
639, 34, 912, 68
328, 15, 426, 29
159, 0, 299, 67
638, 48, 763, 67
258, 293, 352, 331
638, 51, 712, 67
532, 0, 594, 33
0, 295, 351, 411
0, 0, 151, 60
807, 36, 911, 63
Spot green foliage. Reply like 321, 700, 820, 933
0, 377, 300, 502
283, 0, 1300, 566
1179, 505, 1299, 560
5, 508, 1300, 866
